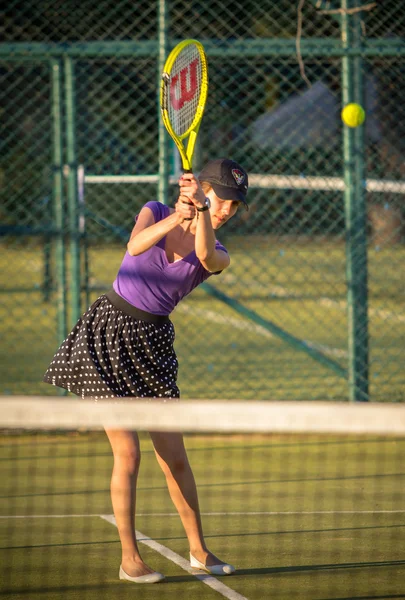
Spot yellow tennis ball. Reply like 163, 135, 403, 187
341, 103, 365, 128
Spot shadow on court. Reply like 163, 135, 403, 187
3, 522, 404, 551
318, 595, 405, 600
3, 470, 404, 499
233, 558, 405, 577
3, 561, 404, 597
0, 539, 120, 551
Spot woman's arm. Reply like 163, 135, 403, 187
179, 174, 230, 273
127, 201, 195, 256
194, 209, 230, 272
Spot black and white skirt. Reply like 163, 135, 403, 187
43, 290, 180, 400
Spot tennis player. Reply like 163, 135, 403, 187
43, 158, 249, 584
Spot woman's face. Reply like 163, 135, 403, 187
206, 190, 240, 230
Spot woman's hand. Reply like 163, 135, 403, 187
178, 173, 206, 208
174, 195, 196, 222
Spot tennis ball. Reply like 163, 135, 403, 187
341, 103, 365, 128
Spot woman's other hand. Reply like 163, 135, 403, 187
175, 195, 196, 222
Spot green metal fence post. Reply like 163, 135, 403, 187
341, 0, 370, 401
51, 57, 67, 346
42, 213, 52, 302
78, 165, 90, 309
158, 0, 169, 205
64, 55, 81, 326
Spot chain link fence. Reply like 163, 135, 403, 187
1, 0, 404, 400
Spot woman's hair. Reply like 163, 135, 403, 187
199, 181, 212, 194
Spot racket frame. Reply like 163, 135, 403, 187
160, 39, 208, 172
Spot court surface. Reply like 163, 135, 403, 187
1, 430, 404, 599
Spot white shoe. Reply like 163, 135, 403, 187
119, 565, 165, 584
190, 553, 235, 575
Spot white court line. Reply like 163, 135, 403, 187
266, 284, 405, 325
100, 514, 248, 600
178, 304, 274, 339
318, 296, 405, 324
195, 279, 403, 360
2, 509, 405, 519
179, 302, 347, 359
179, 305, 345, 358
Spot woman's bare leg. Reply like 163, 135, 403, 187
149, 431, 227, 566
105, 428, 156, 576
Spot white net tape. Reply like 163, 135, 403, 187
1, 397, 405, 434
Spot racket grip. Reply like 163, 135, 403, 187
181, 169, 193, 218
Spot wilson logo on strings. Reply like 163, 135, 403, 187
170, 58, 199, 110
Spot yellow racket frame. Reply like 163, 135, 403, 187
160, 39, 208, 171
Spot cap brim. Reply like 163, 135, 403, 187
210, 183, 249, 210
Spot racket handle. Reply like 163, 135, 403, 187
181, 169, 194, 219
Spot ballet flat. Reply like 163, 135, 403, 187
190, 553, 235, 575
119, 565, 165, 584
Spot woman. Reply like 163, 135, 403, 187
43, 158, 249, 583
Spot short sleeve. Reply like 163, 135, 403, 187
136, 201, 169, 223
215, 240, 228, 254
209, 240, 228, 276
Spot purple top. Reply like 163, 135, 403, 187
113, 201, 228, 315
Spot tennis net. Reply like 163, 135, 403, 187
1, 397, 405, 600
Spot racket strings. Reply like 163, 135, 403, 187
168, 45, 203, 137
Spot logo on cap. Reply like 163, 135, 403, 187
232, 168, 245, 187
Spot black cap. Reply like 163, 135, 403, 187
198, 158, 249, 210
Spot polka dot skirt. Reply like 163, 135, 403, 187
43, 295, 180, 400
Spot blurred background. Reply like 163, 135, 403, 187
1, 0, 404, 401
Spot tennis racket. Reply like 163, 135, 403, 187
160, 39, 208, 173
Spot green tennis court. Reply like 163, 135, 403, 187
1, 240, 405, 401
1, 430, 404, 599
